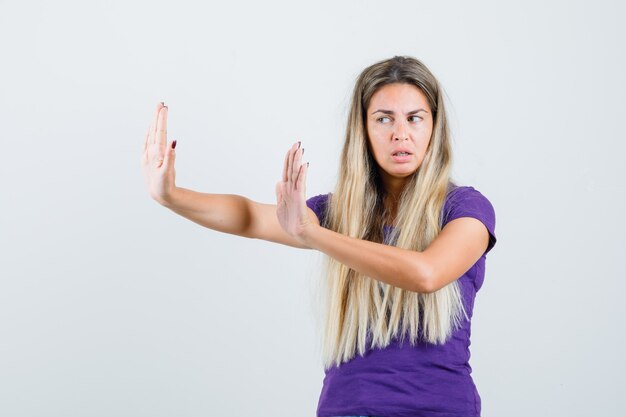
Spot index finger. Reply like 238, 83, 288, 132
150, 102, 164, 144
283, 141, 299, 182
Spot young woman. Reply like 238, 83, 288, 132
141, 56, 497, 417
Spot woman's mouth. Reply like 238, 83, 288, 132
391, 151, 412, 162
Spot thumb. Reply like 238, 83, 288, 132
163, 139, 177, 169
275, 181, 283, 205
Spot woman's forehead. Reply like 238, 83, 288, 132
368, 83, 430, 112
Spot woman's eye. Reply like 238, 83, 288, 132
377, 116, 391, 123
409, 116, 422, 122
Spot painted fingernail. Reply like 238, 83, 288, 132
302, 147, 305, 155
172, 140, 177, 149
160, 101, 165, 106
298, 141, 301, 148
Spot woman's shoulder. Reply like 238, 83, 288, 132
443, 183, 497, 256
306, 192, 331, 209
446, 182, 483, 195
306, 192, 332, 224
444, 183, 493, 207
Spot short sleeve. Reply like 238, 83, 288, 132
441, 186, 497, 256
306, 193, 331, 227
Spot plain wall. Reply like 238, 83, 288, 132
1, 0, 624, 416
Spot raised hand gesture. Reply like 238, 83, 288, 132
141, 102, 177, 205
275, 141, 312, 246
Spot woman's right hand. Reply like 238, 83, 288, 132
141, 102, 177, 205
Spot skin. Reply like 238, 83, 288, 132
141, 102, 175, 205
143, 93, 489, 294
277, 83, 489, 293
365, 83, 434, 222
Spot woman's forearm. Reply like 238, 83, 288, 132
161, 187, 254, 237
302, 224, 432, 293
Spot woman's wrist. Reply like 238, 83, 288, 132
159, 186, 180, 208
300, 221, 322, 249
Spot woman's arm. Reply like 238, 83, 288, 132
141, 102, 317, 249
161, 187, 318, 249
301, 225, 432, 293
275, 140, 489, 294
301, 217, 489, 294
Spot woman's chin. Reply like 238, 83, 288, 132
388, 165, 418, 176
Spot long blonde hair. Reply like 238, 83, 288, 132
319, 56, 467, 370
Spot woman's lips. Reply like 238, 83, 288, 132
391, 153, 412, 163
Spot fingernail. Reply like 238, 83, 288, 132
298, 141, 301, 148
302, 147, 305, 155
172, 140, 177, 149
160, 101, 165, 106
307, 162, 309, 167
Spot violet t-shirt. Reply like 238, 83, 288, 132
306, 185, 497, 417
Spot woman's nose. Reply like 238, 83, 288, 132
393, 121, 408, 141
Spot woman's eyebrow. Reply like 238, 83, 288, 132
371, 108, 428, 115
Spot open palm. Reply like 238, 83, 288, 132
140, 102, 177, 205
275, 141, 311, 244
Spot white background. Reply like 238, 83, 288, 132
1, 0, 624, 416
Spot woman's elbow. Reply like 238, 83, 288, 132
408, 254, 435, 294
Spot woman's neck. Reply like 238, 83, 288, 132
383, 197, 398, 227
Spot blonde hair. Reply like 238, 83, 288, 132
319, 56, 467, 370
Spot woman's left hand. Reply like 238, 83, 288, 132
275, 141, 313, 246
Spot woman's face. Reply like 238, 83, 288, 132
365, 82, 433, 192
